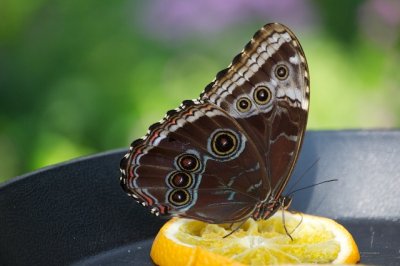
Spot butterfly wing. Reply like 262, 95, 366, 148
121, 23, 309, 223
200, 23, 310, 203
120, 100, 269, 223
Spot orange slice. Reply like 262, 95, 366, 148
150, 211, 360, 265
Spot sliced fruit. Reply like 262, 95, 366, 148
151, 211, 360, 265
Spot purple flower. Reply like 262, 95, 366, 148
358, 0, 400, 47
135, 0, 316, 42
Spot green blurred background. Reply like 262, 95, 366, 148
1, 0, 399, 183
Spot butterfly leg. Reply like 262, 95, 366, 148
282, 208, 304, 241
223, 219, 248, 238
281, 209, 294, 241
280, 196, 298, 241
227, 222, 235, 231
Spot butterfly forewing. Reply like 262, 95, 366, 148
200, 23, 309, 204
121, 23, 309, 223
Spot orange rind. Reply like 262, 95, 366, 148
151, 211, 360, 265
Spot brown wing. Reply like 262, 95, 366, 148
120, 100, 269, 223
200, 23, 310, 201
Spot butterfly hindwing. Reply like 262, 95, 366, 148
121, 100, 269, 223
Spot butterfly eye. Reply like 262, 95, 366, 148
168, 189, 190, 206
275, 64, 289, 80
177, 154, 200, 172
236, 97, 252, 112
254, 86, 272, 105
211, 130, 238, 156
168, 172, 193, 188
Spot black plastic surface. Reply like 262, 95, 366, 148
1, 130, 400, 265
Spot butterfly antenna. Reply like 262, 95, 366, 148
286, 158, 320, 194
287, 179, 338, 197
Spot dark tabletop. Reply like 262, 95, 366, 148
1, 130, 399, 266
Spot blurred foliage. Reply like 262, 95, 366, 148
0, 0, 399, 182
314, 0, 365, 43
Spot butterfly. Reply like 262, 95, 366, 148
120, 23, 309, 224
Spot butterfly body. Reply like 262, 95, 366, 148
120, 23, 309, 224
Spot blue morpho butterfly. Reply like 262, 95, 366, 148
120, 23, 309, 224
